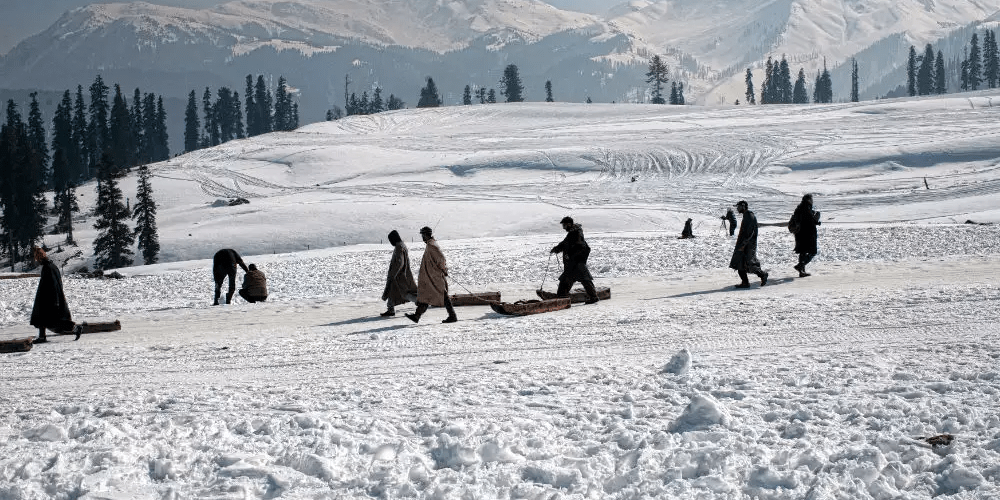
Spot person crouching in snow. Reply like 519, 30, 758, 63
30, 246, 81, 342
679, 218, 695, 239
406, 227, 458, 324
729, 200, 769, 288
551, 217, 600, 304
381, 230, 417, 317
238, 264, 268, 303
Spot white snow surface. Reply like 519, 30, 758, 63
2, 95, 1000, 498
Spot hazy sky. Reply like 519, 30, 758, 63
0, 0, 612, 55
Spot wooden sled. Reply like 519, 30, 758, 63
490, 298, 571, 316
0, 337, 34, 353
536, 286, 611, 303
57, 320, 121, 335
449, 292, 501, 307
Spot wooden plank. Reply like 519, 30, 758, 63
536, 286, 611, 303
0, 273, 40, 280
449, 292, 501, 306
56, 320, 121, 335
490, 298, 571, 316
0, 337, 34, 353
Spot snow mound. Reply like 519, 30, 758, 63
669, 393, 730, 432
662, 348, 692, 375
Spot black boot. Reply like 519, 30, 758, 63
74, 324, 83, 341
35, 328, 48, 344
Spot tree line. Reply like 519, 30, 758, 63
185, 74, 300, 152
1, 75, 166, 270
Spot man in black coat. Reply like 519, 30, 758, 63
680, 218, 695, 239
30, 246, 80, 342
213, 248, 249, 305
551, 217, 600, 304
729, 200, 769, 288
721, 208, 738, 236
790, 193, 821, 277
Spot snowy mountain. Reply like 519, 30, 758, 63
1, 0, 1000, 126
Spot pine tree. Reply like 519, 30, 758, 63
133, 164, 159, 265
463, 85, 473, 105
291, 102, 299, 129
51, 90, 76, 239
387, 94, 405, 110
851, 58, 860, 102
245, 75, 257, 136
371, 87, 384, 114
234, 92, 245, 139
273, 76, 289, 131
745, 68, 756, 104
934, 50, 947, 94
72, 86, 89, 180
917, 44, 935, 95
545, 80, 554, 102
27, 92, 49, 186
476, 88, 487, 104
961, 47, 969, 91
487, 89, 497, 103
669, 82, 677, 104
500, 64, 524, 103
92, 152, 134, 269
108, 84, 133, 173
359, 92, 369, 115
907, 46, 917, 96
677, 83, 685, 105
984, 29, 999, 89
418, 77, 442, 108
761, 57, 774, 104
184, 90, 200, 152
154, 96, 169, 161
813, 62, 833, 103
779, 57, 792, 103
215, 87, 237, 142
646, 55, 668, 104
792, 68, 808, 103
1, 100, 47, 267
969, 32, 982, 91
88, 75, 111, 168
202, 87, 215, 148
131, 88, 144, 167
142, 93, 158, 162
254, 76, 272, 133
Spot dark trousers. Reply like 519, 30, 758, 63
214, 267, 236, 305
738, 269, 766, 284
797, 253, 815, 267
414, 295, 456, 319
557, 277, 598, 300
238, 289, 266, 303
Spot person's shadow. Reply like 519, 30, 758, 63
643, 276, 795, 300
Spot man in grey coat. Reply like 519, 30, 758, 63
381, 230, 418, 317
729, 200, 769, 288
406, 227, 458, 324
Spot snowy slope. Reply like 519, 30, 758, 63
1, 94, 999, 499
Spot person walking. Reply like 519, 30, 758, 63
213, 248, 248, 305
729, 200, 769, 288
790, 194, 821, 277
406, 227, 458, 324
551, 216, 600, 304
381, 229, 417, 317
721, 208, 738, 236
30, 246, 81, 342
238, 264, 268, 303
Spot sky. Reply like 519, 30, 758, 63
0, 0, 612, 55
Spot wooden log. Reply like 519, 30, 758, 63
57, 320, 121, 335
0, 337, 34, 353
0, 273, 40, 280
536, 286, 611, 303
490, 298, 571, 316
449, 292, 501, 306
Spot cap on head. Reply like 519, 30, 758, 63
388, 230, 401, 245
560, 216, 574, 225
736, 200, 748, 209
248, 263, 257, 271
419, 226, 433, 236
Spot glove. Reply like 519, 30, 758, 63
551, 247, 559, 254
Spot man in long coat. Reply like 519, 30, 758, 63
729, 200, 769, 288
406, 227, 458, 323
30, 246, 80, 342
213, 248, 248, 305
790, 193, 821, 277
721, 208, 738, 236
551, 216, 599, 304
381, 230, 417, 317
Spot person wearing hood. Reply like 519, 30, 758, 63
238, 264, 268, 303
30, 246, 81, 343
551, 217, 600, 304
381, 229, 418, 317
789, 193, 821, 277
406, 227, 458, 324
680, 218, 695, 239
213, 248, 248, 305
729, 200, 769, 288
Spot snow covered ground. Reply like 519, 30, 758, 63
1, 94, 999, 499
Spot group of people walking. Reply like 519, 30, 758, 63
26, 195, 820, 341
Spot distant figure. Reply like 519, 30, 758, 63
721, 208, 738, 236
679, 218, 695, 239
213, 248, 248, 305
30, 246, 81, 342
924, 176, 929, 189
238, 264, 268, 303
381, 230, 417, 317
790, 194, 821, 277
551, 216, 600, 304
729, 200, 768, 288
406, 227, 458, 324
